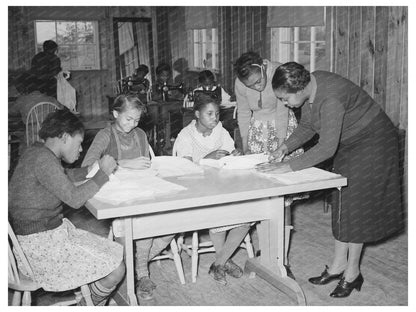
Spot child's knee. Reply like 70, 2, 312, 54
111, 261, 126, 284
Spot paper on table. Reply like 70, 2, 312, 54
93, 168, 187, 205
257, 167, 342, 185
151, 156, 204, 177
199, 153, 270, 170
86, 161, 99, 178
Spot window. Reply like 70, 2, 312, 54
271, 26, 327, 72
190, 28, 218, 71
35, 20, 100, 70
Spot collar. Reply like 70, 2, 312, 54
308, 74, 317, 104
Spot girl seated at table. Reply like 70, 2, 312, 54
81, 94, 174, 300
8, 109, 125, 306
173, 92, 250, 285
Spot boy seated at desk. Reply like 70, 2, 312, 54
173, 92, 249, 286
153, 63, 184, 101
183, 70, 234, 109
81, 94, 174, 300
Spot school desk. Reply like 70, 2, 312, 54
85, 167, 346, 306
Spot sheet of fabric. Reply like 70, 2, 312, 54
257, 167, 341, 185
93, 168, 187, 204
199, 153, 270, 170
150, 156, 204, 177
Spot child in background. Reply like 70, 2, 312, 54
81, 94, 174, 300
173, 93, 250, 285
131, 64, 150, 102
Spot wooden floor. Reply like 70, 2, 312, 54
10, 194, 408, 306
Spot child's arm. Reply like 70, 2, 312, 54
81, 129, 111, 167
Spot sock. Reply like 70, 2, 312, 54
78, 281, 115, 306
213, 224, 250, 265
135, 238, 152, 279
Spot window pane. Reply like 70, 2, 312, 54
77, 45, 96, 69
299, 27, 310, 41
315, 26, 326, 41
298, 43, 311, 69
77, 21, 95, 44
57, 21, 76, 44
36, 21, 56, 45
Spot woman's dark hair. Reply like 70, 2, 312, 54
234, 51, 263, 80
39, 108, 84, 140
193, 92, 220, 112
272, 62, 311, 93
112, 93, 146, 114
198, 70, 215, 85
156, 63, 171, 75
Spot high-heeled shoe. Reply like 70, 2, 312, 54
330, 273, 364, 298
308, 265, 344, 285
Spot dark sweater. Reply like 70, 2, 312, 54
8, 142, 109, 235
285, 71, 381, 171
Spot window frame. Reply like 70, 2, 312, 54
187, 28, 219, 73
34, 19, 100, 71
270, 25, 327, 72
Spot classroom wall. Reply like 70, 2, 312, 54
8, 6, 150, 118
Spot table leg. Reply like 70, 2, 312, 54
245, 196, 306, 305
124, 217, 138, 306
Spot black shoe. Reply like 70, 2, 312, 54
136, 276, 156, 300
330, 273, 364, 298
208, 263, 227, 285
308, 265, 344, 285
224, 259, 243, 278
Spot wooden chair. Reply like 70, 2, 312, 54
26, 101, 59, 146
108, 223, 186, 285
177, 231, 254, 283
8, 222, 93, 306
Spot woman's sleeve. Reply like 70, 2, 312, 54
221, 87, 231, 102
288, 98, 345, 171
235, 79, 251, 149
35, 155, 108, 209
81, 129, 110, 167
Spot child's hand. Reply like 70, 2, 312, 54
204, 150, 230, 160
99, 155, 117, 176
118, 157, 151, 170
231, 149, 241, 156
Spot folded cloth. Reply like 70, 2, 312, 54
199, 153, 269, 170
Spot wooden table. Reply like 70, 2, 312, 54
85, 167, 346, 306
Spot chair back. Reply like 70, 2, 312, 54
26, 101, 59, 146
8, 222, 35, 286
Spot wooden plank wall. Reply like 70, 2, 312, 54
218, 6, 268, 93
331, 6, 407, 130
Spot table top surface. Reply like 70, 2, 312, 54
85, 167, 347, 220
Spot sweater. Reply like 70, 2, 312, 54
235, 60, 289, 142
81, 125, 150, 167
285, 71, 382, 171
8, 142, 109, 235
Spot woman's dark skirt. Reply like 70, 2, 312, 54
330, 112, 404, 243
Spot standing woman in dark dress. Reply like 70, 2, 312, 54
257, 62, 403, 298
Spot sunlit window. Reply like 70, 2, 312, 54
271, 26, 326, 72
35, 20, 100, 70
191, 28, 218, 71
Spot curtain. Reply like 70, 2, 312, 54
267, 6, 325, 27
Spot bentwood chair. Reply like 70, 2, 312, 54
26, 101, 59, 146
8, 222, 93, 306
